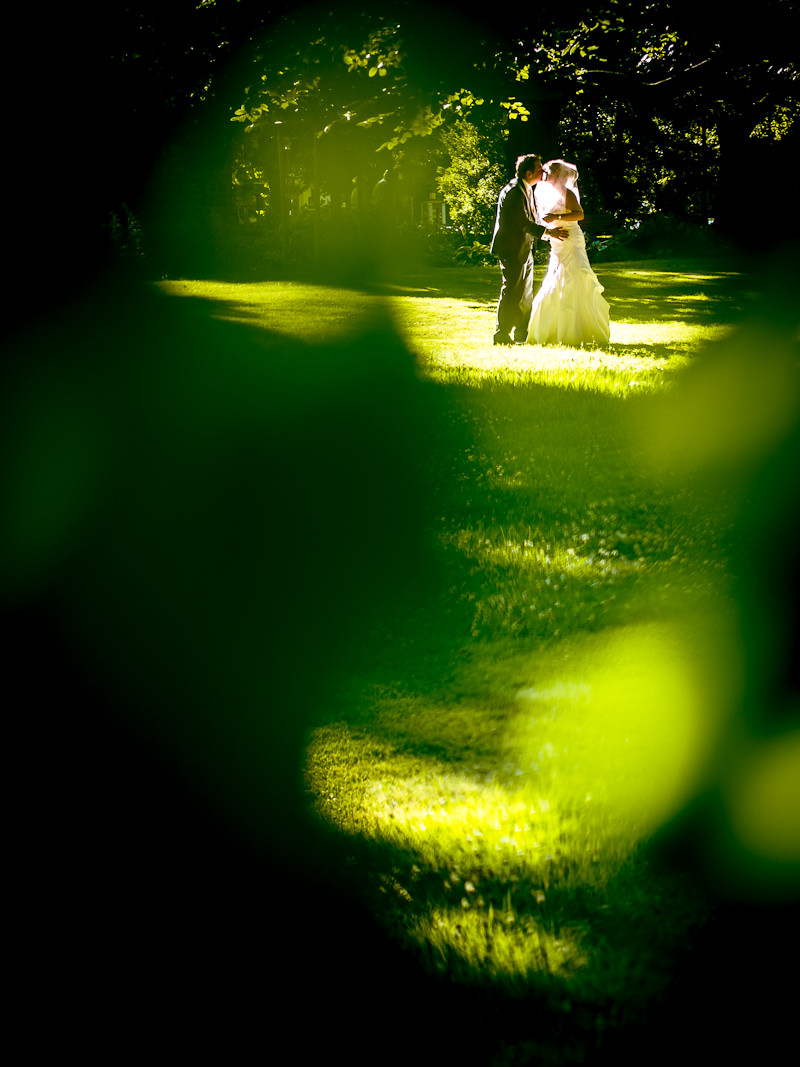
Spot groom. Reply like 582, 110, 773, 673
490, 154, 568, 345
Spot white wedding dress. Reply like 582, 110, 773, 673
527, 189, 610, 347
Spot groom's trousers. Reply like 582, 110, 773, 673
495, 252, 534, 343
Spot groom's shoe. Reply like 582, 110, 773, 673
493, 332, 513, 346
512, 330, 528, 344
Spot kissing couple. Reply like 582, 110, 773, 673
490, 153, 610, 348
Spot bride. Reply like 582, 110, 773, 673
527, 160, 610, 347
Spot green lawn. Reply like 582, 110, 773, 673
159, 260, 746, 394
160, 261, 756, 1062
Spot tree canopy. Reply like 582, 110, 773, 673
13, 0, 797, 290
218, 1, 798, 261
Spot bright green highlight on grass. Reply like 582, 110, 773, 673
306, 617, 730, 997
511, 623, 728, 839
159, 262, 756, 1020
158, 263, 741, 396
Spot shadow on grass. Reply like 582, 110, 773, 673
380, 261, 752, 330
379, 266, 501, 304
595, 264, 752, 326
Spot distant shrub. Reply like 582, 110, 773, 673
591, 215, 736, 262
454, 240, 494, 266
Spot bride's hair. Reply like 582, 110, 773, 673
543, 159, 580, 203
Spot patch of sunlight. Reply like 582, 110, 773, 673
382, 283, 445, 295
609, 320, 729, 347
394, 309, 725, 393
511, 620, 737, 838
362, 772, 556, 872
409, 343, 671, 393
308, 621, 739, 886
306, 731, 609, 987
308, 727, 635, 890
304, 618, 731, 987
410, 904, 587, 983
449, 529, 645, 583
158, 277, 733, 396
597, 269, 741, 285
157, 279, 380, 341
307, 741, 619, 987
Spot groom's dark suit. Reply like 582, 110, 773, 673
490, 177, 546, 344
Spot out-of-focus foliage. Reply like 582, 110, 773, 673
231, 11, 486, 150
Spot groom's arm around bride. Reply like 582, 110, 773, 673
490, 153, 568, 345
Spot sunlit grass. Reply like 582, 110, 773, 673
389, 298, 727, 393
156, 278, 373, 342
161, 261, 749, 1051
158, 260, 743, 396
410, 905, 589, 989
305, 615, 729, 1004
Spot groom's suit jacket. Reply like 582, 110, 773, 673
490, 178, 546, 262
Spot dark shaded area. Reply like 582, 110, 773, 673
632, 244, 800, 1065
596, 265, 754, 326
379, 261, 752, 320
2, 280, 493, 1062
2, 8, 485, 1057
